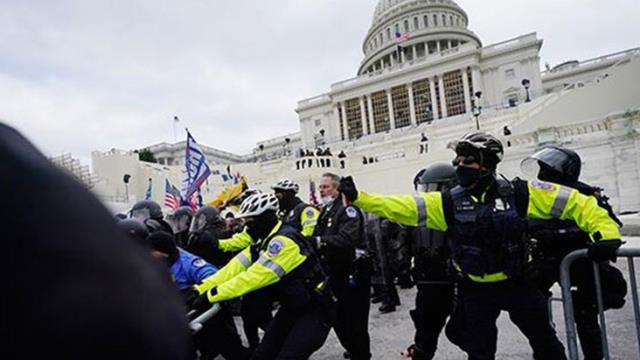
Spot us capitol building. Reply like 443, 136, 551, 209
82, 0, 639, 214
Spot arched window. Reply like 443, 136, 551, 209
450, 15, 454, 26
442, 14, 447, 26
414, 17, 419, 30
433, 14, 438, 26
380, 33, 383, 44
387, 28, 391, 40
424, 15, 429, 27
395, 23, 400, 34
404, 19, 409, 32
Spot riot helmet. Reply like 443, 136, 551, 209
416, 162, 457, 192
165, 206, 194, 235
448, 131, 504, 171
118, 219, 150, 247
190, 206, 224, 233
129, 200, 163, 222
521, 146, 581, 185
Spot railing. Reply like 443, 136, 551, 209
559, 248, 640, 360
541, 47, 640, 77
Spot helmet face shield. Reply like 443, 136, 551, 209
189, 214, 207, 233
167, 214, 191, 234
520, 147, 580, 183
130, 208, 151, 223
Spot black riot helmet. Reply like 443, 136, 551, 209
521, 146, 581, 185
416, 162, 458, 192
129, 200, 163, 222
190, 206, 225, 233
118, 219, 150, 247
448, 131, 504, 171
165, 206, 194, 235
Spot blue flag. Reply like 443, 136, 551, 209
182, 130, 211, 200
144, 178, 153, 200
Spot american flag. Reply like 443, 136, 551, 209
144, 178, 153, 200
395, 31, 411, 44
164, 179, 180, 210
182, 130, 211, 200
309, 180, 318, 206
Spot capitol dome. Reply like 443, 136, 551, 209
359, 0, 481, 75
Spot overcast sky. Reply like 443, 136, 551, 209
1, 0, 638, 162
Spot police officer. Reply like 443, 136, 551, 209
339, 132, 622, 360
129, 199, 173, 233
272, 178, 320, 237
522, 146, 627, 360
313, 172, 371, 360
166, 206, 194, 247
403, 163, 458, 360
190, 193, 333, 359
186, 206, 233, 267
149, 231, 251, 360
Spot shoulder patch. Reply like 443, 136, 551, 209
192, 258, 207, 268
268, 239, 285, 257
531, 180, 556, 191
345, 206, 358, 218
306, 208, 315, 217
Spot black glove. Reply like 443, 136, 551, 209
190, 288, 217, 313
339, 176, 358, 203
588, 240, 622, 262
183, 286, 200, 307
188, 232, 219, 250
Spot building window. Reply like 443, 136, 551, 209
404, 19, 409, 32
433, 14, 438, 26
467, 67, 475, 107
414, 17, 419, 30
315, 119, 321, 127
395, 23, 400, 34
337, 104, 344, 141
387, 28, 391, 40
505, 68, 515, 79
380, 33, 383, 44
442, 14, 447, 26
428, 41, 437, 54
443, 70, 466, 117
450, 15, 454, 27
507, 94, 519, 107
416, 42, 426, 57
363, 96, 371, 134
391, 85, 411, 128
412, 79, 433, 124
345, 98, 363, 140
424, 15, 429, 27
371, 90, 390, 133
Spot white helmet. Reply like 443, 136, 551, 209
271, 178, 299, 193
237, 193, 279, 218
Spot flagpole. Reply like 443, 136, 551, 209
173, 116, 179, 143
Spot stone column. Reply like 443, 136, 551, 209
429, 78, 440, 120
408, 83, 417, 126
390, 52, 396, 66
400, 47, 406, 63
387, 89, 396, 129
412, 45, 418, 60
438, 75, 448, 118
462, 68, 472, 113
359, 97, 367, 135
367, 95, 375, 134
436, 41, 441, 53
340, 103, 349, 140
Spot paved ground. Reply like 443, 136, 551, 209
226, 238, 640, 359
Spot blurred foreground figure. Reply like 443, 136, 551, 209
2, 123, 190, 360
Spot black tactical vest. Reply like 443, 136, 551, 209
447, 180, 529, 278
283, 201, 309, 233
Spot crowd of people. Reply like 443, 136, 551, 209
5, 121, 629, 360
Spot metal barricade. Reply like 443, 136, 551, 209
188, 303, 222, 333
559, 248, 640, 360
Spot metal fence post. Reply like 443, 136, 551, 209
559, 248, 640, 360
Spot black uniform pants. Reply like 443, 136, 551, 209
250, 306, 331, 360
410, 283, 454, 359
194, 307, 251, 360
446, 279, 566, 360
334, 275, 372, 360
241, 291, 274, 349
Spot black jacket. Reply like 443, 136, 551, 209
1, 123, 190, 360
313, 198, 364, 296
